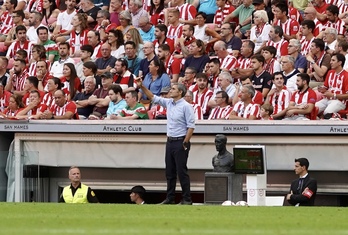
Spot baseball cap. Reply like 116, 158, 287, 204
160, 86, 171, 94
100, 72, 113, 79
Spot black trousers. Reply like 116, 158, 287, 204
165, 138, 191, 201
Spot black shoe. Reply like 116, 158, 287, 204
323, 113, 333, 120
178, 200, 192, 205
159, 199, 175, 205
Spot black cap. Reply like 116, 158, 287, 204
252, 0, 264, 5
100, 72, 113, 79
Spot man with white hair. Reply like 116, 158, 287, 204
281, 55, 299, 93
287, 39, 307, 73
229, 85, 260, 120
208, 72, 235, 108
323, 27, 338, 55
129, 0, 147, 28
138, 16, 155, 42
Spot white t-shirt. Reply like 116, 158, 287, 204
56, 10, 77, 31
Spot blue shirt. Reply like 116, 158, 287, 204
152, 96, 195, 137
125, 56, 142, 76
141, 73, 171, 100
295, 54, 307, 72
140, 26, 155, 43
199, 0, 218, 15
106, 99, 127, 117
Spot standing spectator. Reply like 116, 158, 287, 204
129, 0, 148, 28
315, 53, 348, 119
78, 0, 101, 30
104, 84, 127, 119
124, 41, 141, 76
286, 158, 317, 206
108, 29, 125, 59
50, 42, 75, 78
73, 76, 97, 119
208, 90, 233, 119
229, 85, 260, 120
5, 58, 29, 95
284, 73, 316, 120
264, 72, 291, 120
51, 0, 77, 43
136, 80, 195, 205
59, 166, 99, 203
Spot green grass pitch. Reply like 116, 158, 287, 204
0, 203, 348, 234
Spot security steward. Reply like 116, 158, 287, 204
59, 166, 99, 203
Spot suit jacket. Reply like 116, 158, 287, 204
288, 174, 317, 206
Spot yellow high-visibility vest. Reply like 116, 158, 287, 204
62, 184, 89, 203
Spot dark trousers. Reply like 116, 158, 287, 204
165, 139, 191, 201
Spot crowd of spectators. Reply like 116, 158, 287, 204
0, 0, 348, 120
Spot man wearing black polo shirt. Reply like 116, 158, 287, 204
250, 54, 272, 98
73, 76, 96, 119
59, 166, 99, 203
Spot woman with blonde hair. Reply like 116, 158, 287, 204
250, 10, 272, 54
69, 13, 89, 57
125, 28, 144, 59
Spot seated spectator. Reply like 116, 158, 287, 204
139, 58, 170, 102
184, 90, 203, 120
153, 24, 174, 55
315, 53, 348, 119
229, 85, 260, 120
95, 10, 118, 41
113, 90, 149, 119
166, 9, 183, 42
40, 89, 78, 119
42, 77, 61, 108
81, 61, 100, 88
138, 16, 155, 43
284, 73, 316, 120
109, 0, 122, 26
157, 44, 181, 83
29, 44, 48, 76
129, 0, 148, 28
149, 0, 164, 26
213, 0, 236, 32
322, 27, 338, 55
173, 24, 195, 59
51, 0, 77, 43
139, 42, 158, 78
37, 26, 59, 63
208, 72, 236, 108
264, 72, 291, 120
334, 39, 348, 70
111, 58, 136, 93
95, 43, 117, 76
179, 67, 197, 91
86, 30, 102, 60
219, 23, 241, 58
0, 0, 16, 42
72, 76, 97, 119
0, 57, 10, 87
213, 40, 238, 72
16, 90, 48, 119
41, 0, 60, 32
6, 25, 33, 61
0, 83, 11, 112
175, 0, 197, 23
5, 58, 29, 96
232, 40, 255, 79
125, 28, 144, 59
181, 39, 210, 75
50, 42, 75, 78
0, 94, 25, 118
27, 11, 46, 43
105, 84, 127, 119
193, 73, 213, 118
150, 86, 170, 119
88, 72, 113, 119
208, 90, 233, 120
266, 25, 288, 60
60, 63, 82, 100
233, 77, 263, 106
116, 10, 134, 35
250, 54, 272, 98
207, 58, 221, 89
124, 41, 142, 76
22, 76, 45, 105
281, 55, 299, 93
322, 5, 345, 40
108, 29, 125, 59
4, 10, 25, 47
260, 103, 273, 120
299, 19, 316, 56
78, 0, 101, 30
70, 13, 89, 57
250, 10, 271, 54
75, 45, 94, 84
272, 3, 299, 41
261, 46, 281, 75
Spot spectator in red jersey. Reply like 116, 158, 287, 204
0, 83, 11, 112
69, 13, 89, 57
208, 90, 233, 120
166, 9, 183, 42
111, 58, 136, 94
184, 90, 203, 120
213, 0, 236, 32
229, 85, 260, 120
232, 40, 254, 79
284, 73, 317, 120
16, 90, 48, 119
297, 20, 316, 57
60, 63, 82, 100
0, 93, 25, 118
266, 25, 288, 61
174, 24, 195, 59
6, 25, 33, 62
41, 89, 78, 119
178, 67, 196, 91
109, 0, 123, 26
41, 77, 61, 108
174, 0, 197, 24
4, 10, 25, 47
157, 44, 181, 83
5, 58, 29, 96
149, 0, 165, 26
22, 76, 45, 106
149, 86, 170, 119
86, 30, 103, 60
213, 40, 238, 73
301, 7, 322, 37
153, 24, 175, 55
262, 46, 281, 75
0, 0, 17, 42
264, 72, 291, 120
192, 73, 213, 118
272, 3, 299, 41
315, 53, 348, 119
233, 77, 263, 106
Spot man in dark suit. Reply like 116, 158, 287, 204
286, 158, 317, 206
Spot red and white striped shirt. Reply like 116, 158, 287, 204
288, 7, 302, 23
41, 92, 54, 108
220, 54, 238, 71
300, 36, 314, 56
0, 90, 11, 112
193, 88, 213, 115
176, 3, 197, 21
273, 18, 299, 37
324, 70, 348, 104
338, 2, 348, 14
69, 29, 89, 54
208, 105, 233, 120
263, 58, 281, 75
191, 103, 203, 120
167, 24, 183, 41
6, 40, 33, 61
323, 19, 346, 35
26, 103, 48, 116
237, 56, 252, 69
0, 11, 13, 35
291, 88, 317, 106
12, 68, 29, 92
153, 37, 175, 54
266, 38, 288, 60
214, 4, 235, 28
49, 100, 77, 118
232, 101, 260, 119
268, 87, 291, 116
165, 55, 182, 78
